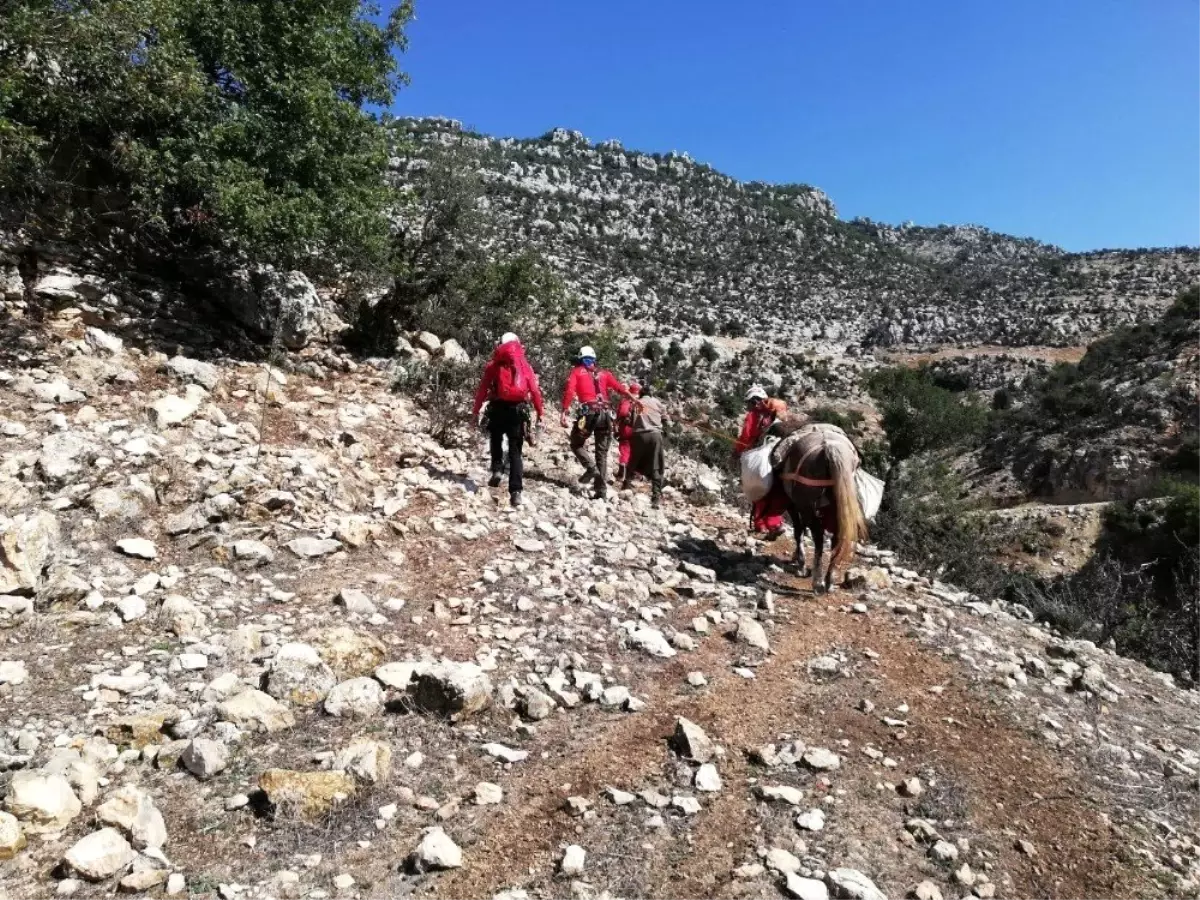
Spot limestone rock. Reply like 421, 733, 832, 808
96, 786, 167, 849
670, 717, 716, 763
410, 826, 462, 871
0, 511, 60, 597
0, 810, 26, 860
267, 642, 337, 705
181, 739, 229, 779
826, 868, 887, 900
410, 662, 493, 721
735, 616, 770, 651
5, 771, 82, 832
324, 677, 384, 717
258, 769, 356, 819
64, 828, 135, 881
334, 741, 393, 785
216, 689, 296, 732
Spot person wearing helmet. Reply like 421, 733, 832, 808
472, 332, 544, 507
734, 384, 790, 538
614, 381, 641, 483
560, 345, 630, 499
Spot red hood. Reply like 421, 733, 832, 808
492, 341, 525, 365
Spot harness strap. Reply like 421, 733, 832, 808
780, 437, 836, 488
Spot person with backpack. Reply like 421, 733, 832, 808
614, 381, 641, 483
620, 383, 667, 508
559, 345, 630, 500
734, 384, 790, 538
472, 332, 544, 507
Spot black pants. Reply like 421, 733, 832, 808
488, 401, 525, 493
569, 409, 612, 487
626, 430, 664, 499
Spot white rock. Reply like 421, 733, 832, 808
629, 627, 676, 658
735, 616, 770, 651
324, 677, 384, 717
0, 810, 26, 859
64, 828, 135, 881
481, 743, 528, 763
801, 748, 841, 771
286, 536, 343, 558
115, 538, 157, 560
826, 868, 887, 900
0, 660, 28, 686
756, 784, 804, 805
560, 844, 586, 876
410, 662, 493, 720
97, 786, 167, 849
474, 782, 503, 805
767, 847, 802, 875
267, 642, 336, 705
795, 808, 826, 831
412, 827, 462, 871
217, 689, 296, 732
182, 739, 229, 779
786, 875, 830, 900
694, 763, 722, 792
670, 717, 716, 763
5, 771, 81, 832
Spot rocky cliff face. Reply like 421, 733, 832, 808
390, 118, 1197, 350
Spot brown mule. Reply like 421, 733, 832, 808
776, 425, 869, 594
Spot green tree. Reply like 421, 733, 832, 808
1, 0, 411, 273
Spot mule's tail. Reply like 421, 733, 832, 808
827, 440, 868, 569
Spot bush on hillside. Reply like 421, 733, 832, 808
866, 366, 989, 461
2, 0, 411, 274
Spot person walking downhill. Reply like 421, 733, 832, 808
614, 381, 641, 483
734, 384, 790, 538
620, 383, 667, 508
560, 345, 629, 500
472, 332, 544, 507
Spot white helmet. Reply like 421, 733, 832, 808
745, 384, 768, 402
499, 332, 518, 345
579, 345, 597, 359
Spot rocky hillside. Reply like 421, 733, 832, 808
390, 119, 1197, 350
965, 288, 1200, 503
2, 311, 1199, 900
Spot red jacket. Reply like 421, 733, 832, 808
735, 407, 776, 457
472, 341, 544, 418
616, 397, 635, 442
561, 365, 625, 412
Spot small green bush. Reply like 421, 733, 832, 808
866, 366, 989, 461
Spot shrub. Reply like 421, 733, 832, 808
867, 366, 989, 461
807, 405, 865, 437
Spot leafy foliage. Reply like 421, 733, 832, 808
866, 366, 989, 461
1, 0, 411, 272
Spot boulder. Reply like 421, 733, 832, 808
286, 537, 343, 559
560, 844, 586, 876
181, 739, 229, 779
149, 385, 207, 428
0, 810, 26, 860
165, 356, 219, 391
37, 433, 88, 481
826, 868, 887, 900
324, 677, 384, 718
735, 616, 770, 651
216, 689, 296, 733
437, 339, 470, 365
223, 267, 324, 349
414, 332, 442, 354
90, 485, 155, 521
410, 827, 462, 871
4, 771, 82, 832
96, 786, 167, 849
333, 740, 392, 785
115, 537, 157, 560
307, 626, 386, 679
670, 717, 716, 763
629, 626, 677, 658
786, 875, 830, 900
266, 642, 337, 705
409, 662, 493, 721
63, 828, 136, 880
0, 511, 60, 597
258, 769, 356, 819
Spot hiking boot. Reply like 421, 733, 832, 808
578, 469, 597, 484
651, 494, 661, 509
620, 479, 633, 491
762, 526, 787, 542
509, 491, 522, 508
488, 472, 503, 488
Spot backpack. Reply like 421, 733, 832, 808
494, 358, 527, 403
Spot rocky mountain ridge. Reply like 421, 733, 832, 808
390, 118, 1197, 351
1, 310, 1198, 899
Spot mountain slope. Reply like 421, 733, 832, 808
1, 314, 1198, 899
389, 118, 1197, 349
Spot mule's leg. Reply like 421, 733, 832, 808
810, 523, 825, 594
791, 506, 809, 577
824, 526, 837, 593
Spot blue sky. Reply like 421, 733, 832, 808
388, 1, 1198, 251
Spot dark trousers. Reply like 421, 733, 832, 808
569, 411, 612, 486
488, 401, 525, 494
626, 430, 665, 499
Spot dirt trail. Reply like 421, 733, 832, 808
426, 555, 1151, 900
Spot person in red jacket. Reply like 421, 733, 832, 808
734, 384, 790, 537
559, 345, 630, 499
614, 381, 641, 483
472, 332, 544, 507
